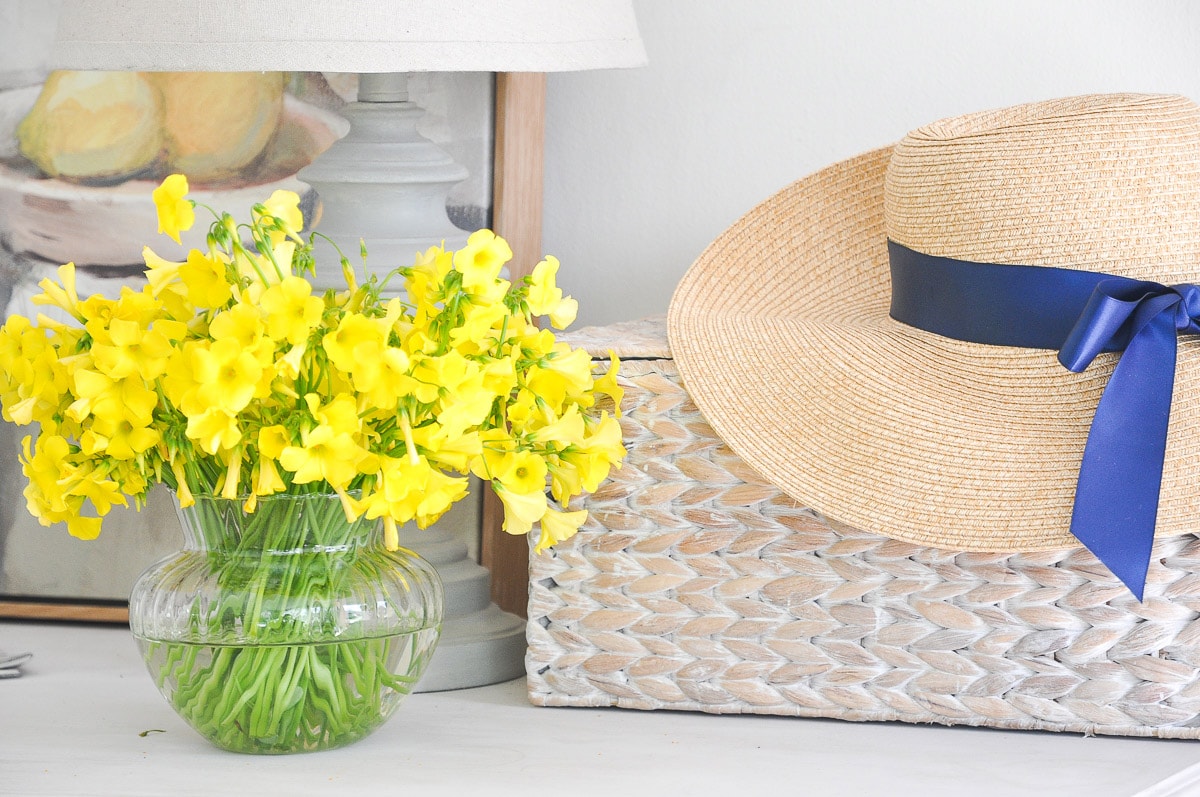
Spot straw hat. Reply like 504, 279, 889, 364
667, 94, 1200, 588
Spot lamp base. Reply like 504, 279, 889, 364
297, 73, 470, 295
300, 72, 525, 691
405, 522, 527, 693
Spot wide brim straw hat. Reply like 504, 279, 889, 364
668, 93, 1200, 563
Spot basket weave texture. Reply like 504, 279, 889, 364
526, 317, 1200, 739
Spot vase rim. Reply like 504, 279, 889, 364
171, 489, 363, 503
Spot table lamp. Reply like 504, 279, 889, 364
48, 0, 646, 691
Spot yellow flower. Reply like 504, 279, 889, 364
20, 433, 72, 519
0, 317, 71, 426
65, 515, 103, 541
170, 460, 194, 508
363, 455, 468, 529
179, 250, 232, 309
258, 425, 291, 459
422, 349, 494, 405
493, 481, 547, 536
261, 276, 323, 345
309, 393, 361, 437
435, 373, 494, 441
193, 338, 263, 414
186, 407, 242, 455
411, 425, 481, 473
90, 317, 173, 381
30, 262, 83, 321
259, 189, 304, 244
548, 296, 578, 331
141, 249, 194, 320
481, 355, 517, 400
414, 468, 470, 527
279, 422, 370, 488
363, 455, 429, 524
20, 435, 124, 540
80, 285, 159, 343
565, 412, 626, 492
152, 174, 195, 244
492, 449, 548, 494
209, 300, 269, 361
535, 506, 588, 553
323, 312, 387, 378
470, 428, 515, 482
69, 369, 157, 427
407, 245, 453, 308
142, 247, 184, 296
517, 327, 558, 360
548, 460, 583, 505
219, 448, 243, 500
526, 256, 578, 330
363, 348, 419, 409
454, 229, 512, 301
80, 416, 160, 460
252, 456, 286, 496
450, 301, 508, 355
528, 404, 587, 448
592, 353, 624, 417
66, 463, 128, 518
503, 388, 538, 429
525, 346, 594, 412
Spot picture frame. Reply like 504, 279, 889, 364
0, 71, 544, 622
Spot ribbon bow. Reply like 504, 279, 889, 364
888, 241, 1200, 600
1057, 280, 1200, 599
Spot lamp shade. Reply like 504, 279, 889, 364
49, 0, 646, 73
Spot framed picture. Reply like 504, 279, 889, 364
0, 7, 545, 620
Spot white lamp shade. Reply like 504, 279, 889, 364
49, 0, 646, 73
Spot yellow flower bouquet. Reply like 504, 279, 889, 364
0, 174, 625, 752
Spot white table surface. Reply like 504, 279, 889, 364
4, 620, 1200, 796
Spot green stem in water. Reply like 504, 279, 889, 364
140, 493, 440, 753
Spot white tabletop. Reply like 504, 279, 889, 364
3, 620, 1200, 796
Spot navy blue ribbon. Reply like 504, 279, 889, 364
889, 240, 1200, 599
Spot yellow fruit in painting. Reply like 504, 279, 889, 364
153, 72, 285, 183
17, 70, 163, 182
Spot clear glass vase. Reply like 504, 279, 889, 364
128, 492, 444, 754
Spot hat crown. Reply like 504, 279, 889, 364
884, 94, 1200, 283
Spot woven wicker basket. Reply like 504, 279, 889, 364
526, 316, 1200, 739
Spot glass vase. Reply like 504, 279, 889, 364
128, 491, 444, 754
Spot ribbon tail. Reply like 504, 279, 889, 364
1068, 311, 1177, 601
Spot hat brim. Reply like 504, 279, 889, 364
667, 145, 1200, 552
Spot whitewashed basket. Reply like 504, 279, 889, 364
525, 317, 1200, 739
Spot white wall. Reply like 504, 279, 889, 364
543, 0, 1200, 327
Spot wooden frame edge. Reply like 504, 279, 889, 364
0, 600, 128, 623
482, 72, 546, 618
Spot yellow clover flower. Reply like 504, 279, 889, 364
454, 229, 512, 301
258, 189, 304, 244
31, 262, 83, 321
592, 353, 625, 417
279, 416, 372, 489
527, 256, 579, 330
151, 173, 195, 244
260, 276, 323, 346
493, 481, 547, 536
535, 506, 588, 553
179, 250, 232, 309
